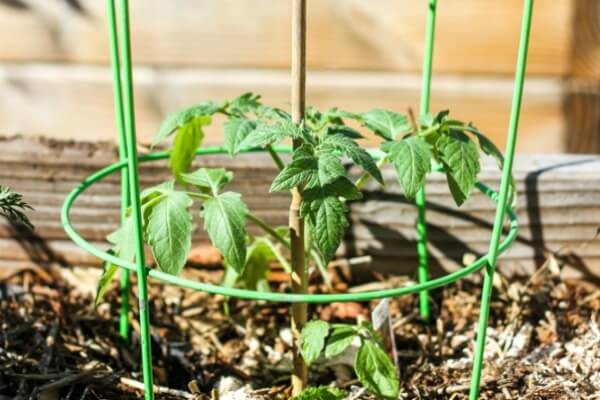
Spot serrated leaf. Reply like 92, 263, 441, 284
385, 136, 432, 199
270, 155, 318, 192
154, 103, 219, 145
318, 153, 345, 186
327, 124, 364, 139
291, 387, 346, 400
183, 168, 233, 195
361, 109, 410, 140
230, 92, 261, 114
300, 320, 330, 365
146, 189, 193, 275
322, 134, 383, 184
355, 340, 400, 399
300, 194, 348, 263
202, 192, 248, 273
224, 118, 258, 156
324, 325, 357, 358
437, 131, 481, 206
168, 116, 208, 182
303, 176, 362, 202
238, 121, 290, 149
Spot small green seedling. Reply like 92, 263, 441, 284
300, 320, 399, 399
96, 93, 510, 394
0, 186, 32, 229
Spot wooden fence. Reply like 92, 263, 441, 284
0, 0, 598, 152
1, 136, 598, 281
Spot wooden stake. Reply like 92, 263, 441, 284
290, 0, 308, 395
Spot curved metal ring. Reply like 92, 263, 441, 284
61, 146, 518, 303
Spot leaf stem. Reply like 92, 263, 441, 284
417, 123, 440, 138
247, 213, 290, 247
354, 157, 388, 190
266, 144, 285, 170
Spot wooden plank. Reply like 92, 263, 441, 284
0, 137, 599, 278
564, 1, 600, 152
0, 65, 565, 152
0, 0, 572, 75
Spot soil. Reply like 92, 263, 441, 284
0, 257, 598, 400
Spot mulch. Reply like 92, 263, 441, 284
0, 257, 598, 399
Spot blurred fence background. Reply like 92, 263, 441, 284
0, 0, 598, 152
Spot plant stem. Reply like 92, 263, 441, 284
246, 213, 289, 247
266, 144, 285, 171
290, 0, 308, 394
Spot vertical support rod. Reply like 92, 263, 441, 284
106, 0, 131, 341
118, 0, 154, 398
416, 0, 437, 321
469, 1, 533, 399
290, 0, 307, 395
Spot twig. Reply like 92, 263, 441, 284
120, 377, 196, 399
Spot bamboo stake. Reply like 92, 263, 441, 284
290, 0, 308, 395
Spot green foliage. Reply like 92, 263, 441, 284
300, 320, 400, 399
182, 168, 233, 195
437, 131, 481, 206
355, 340, 400, 399
224, 118, 258, 156
0, 186, 33, 229
384, 136, 432, 199
168, 115, 210, 183
300, 320, 329, 366
361, 108, 411, 140
202, 191, 249, 274
145, 182, 194, 275
154, 102, 221, 146
291, 386, 346, 400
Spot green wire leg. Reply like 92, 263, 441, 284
469, 1, 533, 398
116, 0, 155, 397
107, 0, 131, 341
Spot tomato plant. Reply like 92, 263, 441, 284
97, 92, 509, 397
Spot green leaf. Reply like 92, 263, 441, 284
322, 134, 383, 184
300, 320, 330, 365
202, 192, 248, 273
300, 193, 348, 263
168, 116, 209, 182
327, 124, 364, 139
230, 92, 262, 114
154, 103, 219, 145
224, 118, 258, 156
303, 176, 362, 202
361, 109, 410, 140
355, 340, 400, 399
291, 387, 346, 400
317, 153, 345, 186
239, 239, 276, 290
238, 121, 291, 149
385, 136, 432, 199
182, 168, 233, 195
146, 189, 194, 275
324, 325, 357, 358
270, 154, 318, 192
95, 250, 120, 306
437, 131, 481, 206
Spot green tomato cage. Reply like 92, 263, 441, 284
61, 0, 534, 398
